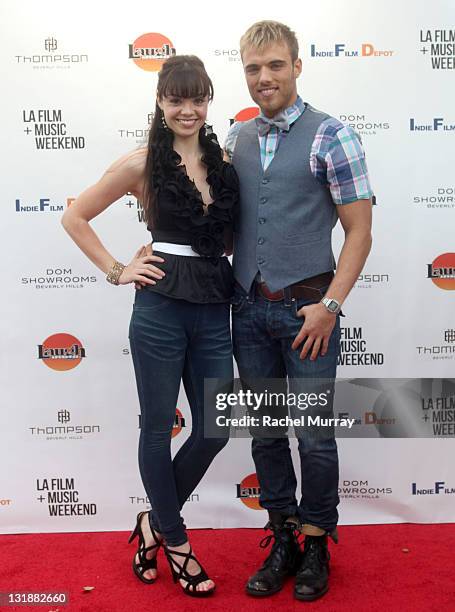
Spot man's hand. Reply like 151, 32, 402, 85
291, 303, 337, 360
117, 244, 164, 288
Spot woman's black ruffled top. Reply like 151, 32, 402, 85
146, 125, 239, 303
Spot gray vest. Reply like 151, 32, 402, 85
232, 104, 338, 293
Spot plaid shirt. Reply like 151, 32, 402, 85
224, 96, 373, 204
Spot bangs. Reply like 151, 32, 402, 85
159, 65, 213, 101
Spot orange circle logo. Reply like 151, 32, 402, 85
234, 107, 260, 122
428, 253, 455, 290
129, 33, 176, 72
236, 473, 262, 510
38, 333, 85, 371
172, 408, 186, 438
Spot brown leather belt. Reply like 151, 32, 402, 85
256, 271, 334, 302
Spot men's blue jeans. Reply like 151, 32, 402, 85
232, 282, 341, 532
129, 289, 233, 546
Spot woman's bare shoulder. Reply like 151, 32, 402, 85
105, 147, 148, 176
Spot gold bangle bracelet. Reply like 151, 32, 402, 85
106, 261, 126, 285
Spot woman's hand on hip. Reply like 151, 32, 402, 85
119, 245, 165, 287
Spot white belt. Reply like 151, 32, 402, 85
152, 242, 226, 257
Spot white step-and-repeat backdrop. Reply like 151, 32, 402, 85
1, 0, 454, 533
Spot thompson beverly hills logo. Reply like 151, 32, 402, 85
229, 107, 260, 126
338, 326, 384, 367
417, 330, 455, 361
338, 113, 390, 137
22, 109, 85, 150
129, 33, 176, 71
310, 42, 394, 58
38, 334, 86, 371
236, 473, 261, 510
413, 187, 455, 209
419, 29, 455, 70
410, 117, 455, 132
36, 477, 97, 516
14, 37, 88, 69
427, 253, 455, 290
118, 112, 153, 143
129, 492, 199, 506
356, 271, 390, 290
21, 267, 97, 290
29, 410, 101, 441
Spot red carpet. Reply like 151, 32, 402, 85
1, 524, 454, 611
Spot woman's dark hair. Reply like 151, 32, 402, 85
142, 55, 215, 228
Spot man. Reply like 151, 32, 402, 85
224, 21, 373, 601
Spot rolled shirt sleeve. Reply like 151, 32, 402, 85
311, 119, 374, 205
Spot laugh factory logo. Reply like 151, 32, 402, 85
14, 37, 88, 69
22, 109, 85, 150
310, 41, 394, 58
236, 473, 262, 510
419, 29, 455, 70
129, 33, 176, 71
427, 253, 455, 290
229, 107, 260, 126
38, 334, 86, 371
137, 408, 186, 438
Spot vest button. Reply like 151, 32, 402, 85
259, 218, 266, 224
258, 237, 265, 245
257, 257, 265, 265
260, 197, 267, 204
262, 178, 269, 185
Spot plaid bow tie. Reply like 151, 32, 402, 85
255, 112, 290, 136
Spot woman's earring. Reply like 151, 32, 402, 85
161, 110, 168, 130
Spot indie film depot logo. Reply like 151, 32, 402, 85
236, 473, 262, 510
129, 33, 176, 71
38, 333, 86, 371
427, 253, 455, 290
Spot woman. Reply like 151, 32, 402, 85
62, 55, 238, 597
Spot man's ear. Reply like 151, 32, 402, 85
294, 58, 302, 78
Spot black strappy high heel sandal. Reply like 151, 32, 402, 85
128, 511, 162, 584
164, 543, 215, 597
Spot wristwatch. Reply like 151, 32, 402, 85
321, 297, 342, 314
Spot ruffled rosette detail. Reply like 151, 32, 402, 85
151, 124, 238, 258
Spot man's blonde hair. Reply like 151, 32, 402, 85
240, 20, 299, 62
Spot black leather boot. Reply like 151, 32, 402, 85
246, 513, 302, 597
294, 534, 330, 601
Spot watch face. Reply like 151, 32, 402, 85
327, 301, 338, 312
